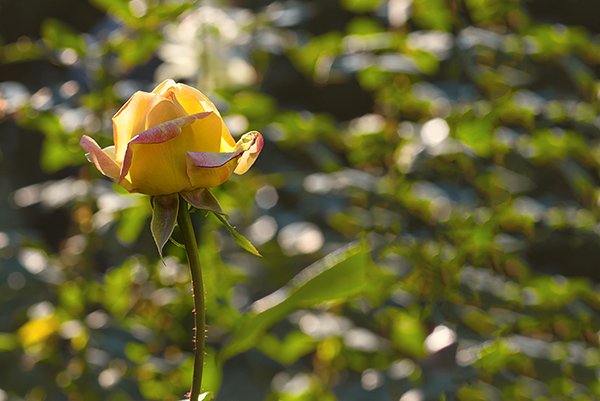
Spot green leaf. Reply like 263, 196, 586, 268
257, 332, 316, 365
289, 32, 343, 77
41, 138, 79, 172
90, 0, 134, 23
389, 309, 427, 358
340, 0, 384, 13
456, 118, 494, 157
103, 261, 134, 317
116, 31, 162, 68
19, 112, 80, 172
151, 194, 179, 257
41, 19, 86, 56
212, 212, 261, 257
199, 351, 221, 398
220, 242, 369, 361
117, 197, 151, 244
0, 333, 18, 351
412, 0, 452, 31
182, 188, 224, 214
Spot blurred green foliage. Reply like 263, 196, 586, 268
0, 0, 599, 400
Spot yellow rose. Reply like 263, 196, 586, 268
80, 79, 263, 195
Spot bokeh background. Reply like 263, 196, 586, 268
1, 0, 599, 400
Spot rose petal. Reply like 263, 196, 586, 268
172, 84, 237, 151
151, 79, 177, 95
186, 149, 243, 168
144, 91, 187, 130
119, 111, 212, 183
153, 79, 222, 117
186, 155, 240, 189
172, 82, 223, 117
80, 135, 121, 180
112, 91, 155, 162
234, 131, 264, 175
154, 81, 236, 151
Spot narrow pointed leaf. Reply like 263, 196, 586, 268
182, 188, 224, 214
151, 194, 179, 256
220, 242, 368, 361
213, 212, 261, 256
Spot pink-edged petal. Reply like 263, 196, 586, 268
184, 131, 263, 188
185, 155, 239, 189
234, 131, 264, 175
80, 135, 121, 180
152, 80, 236, 150
144, 91, 187, 130
119, 111, 212, 183
186, 148, 243, 168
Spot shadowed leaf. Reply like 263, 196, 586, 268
220, 242, 369, 361
182, 188, 224, 214
151, 194, 179, 256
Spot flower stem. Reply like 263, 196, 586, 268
177, 197, 205, 401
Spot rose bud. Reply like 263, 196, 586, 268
81, 79, 263, 196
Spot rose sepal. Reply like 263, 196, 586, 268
181, 188, 224, 215
150, 194, 179, 257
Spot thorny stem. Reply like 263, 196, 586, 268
177, 197, 206, 401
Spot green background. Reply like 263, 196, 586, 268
0, 0, 599, 400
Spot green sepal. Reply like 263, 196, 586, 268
181, 188, 224, 214
212, 212, 261, 257
150, 194, 179, 257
